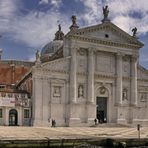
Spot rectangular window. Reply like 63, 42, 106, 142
24, 109, 29, 118
0, 109, 2, 118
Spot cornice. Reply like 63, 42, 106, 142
41, 56, 71, 68
138, 65, 148, 74
138, 78, 148, 82
35, 67, 69, 75
123, 76, 131, 81
95, 73, 116, 79
67, 34, 141, 50
66, 22, 143, 47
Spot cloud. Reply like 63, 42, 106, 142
78, 0, 103, 25
39, 0, 49, 5
0, 0, 70, 49
50, 0, 62, 8
39, 0, 62, 8
8, 11, 70, 49
0, 0, 20, 32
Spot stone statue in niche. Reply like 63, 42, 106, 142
140, 93, 147, 102
53, 86, 61, 97
122, 89, 128, 100
78, 85, 84, 98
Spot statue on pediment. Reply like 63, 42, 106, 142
103, 6, 109, 19
102, 5, 110, 23
132, 27, 137, 37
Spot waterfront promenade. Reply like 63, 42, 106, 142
0, 126, 147, 140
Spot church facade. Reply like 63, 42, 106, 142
18, 7, 148, 127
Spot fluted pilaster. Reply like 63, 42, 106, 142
131, 56, 138, 106
116, 53, 123, 105
87, 48, 95, 103
70, 47, 77, 103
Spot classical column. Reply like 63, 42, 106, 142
70, 47, 77, 103
87, 48, 94, 103
116, 53, 123, 105
131, 56, 138, 106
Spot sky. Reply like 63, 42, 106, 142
0, 0, 148, 69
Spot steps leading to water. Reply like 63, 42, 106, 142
90, 123, 132, 128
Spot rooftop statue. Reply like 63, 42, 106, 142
69, 15, 79, 31
132, 27, 137, 37
54, 24, 64, 40
102, 5, 110, 23
36, 50, 41, 62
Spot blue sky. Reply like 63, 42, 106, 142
0, 0, 148, 69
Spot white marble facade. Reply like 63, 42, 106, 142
31, 20, 148, 127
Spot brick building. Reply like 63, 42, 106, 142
0, 50, 34, 126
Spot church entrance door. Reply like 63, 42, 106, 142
96, 97, 107, 123
9, 109, 18, 126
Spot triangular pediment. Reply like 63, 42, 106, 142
41, 57, 70, 72
138, 65, 148, 79
67, 22, 143, 48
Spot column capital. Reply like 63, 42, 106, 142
116, 52, 124, 57
131, 55, 138, 62
88, 47, 96, 54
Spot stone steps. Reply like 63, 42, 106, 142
91, 123, 132, 128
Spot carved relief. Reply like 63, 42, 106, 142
99, 86, 106, 94
78, 48, 86, 56
53, 86, 61, 97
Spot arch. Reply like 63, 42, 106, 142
95, 85, 111, 99
9, 109, 18, 126
95, 84, 112, 123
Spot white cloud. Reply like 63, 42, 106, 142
39, 0, 62, 8
50, 0, 62, 8
9, 10, 70, 49
39, 0, 49, 5
78, 0, 102, 25
0, 0, 20, 32
0, 0, 70, 50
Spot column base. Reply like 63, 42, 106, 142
117, 118, 127, 125
88, 118, 95, 126
33, 120, 49, 127
69, 118, 81, 126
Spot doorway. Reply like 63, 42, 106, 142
9, 109, 18, 126
96, 97, 107, 123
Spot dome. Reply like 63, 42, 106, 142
40, 24, 64, 62
41, 40, 63, 57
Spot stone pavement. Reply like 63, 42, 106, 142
0, 126, 148, 140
